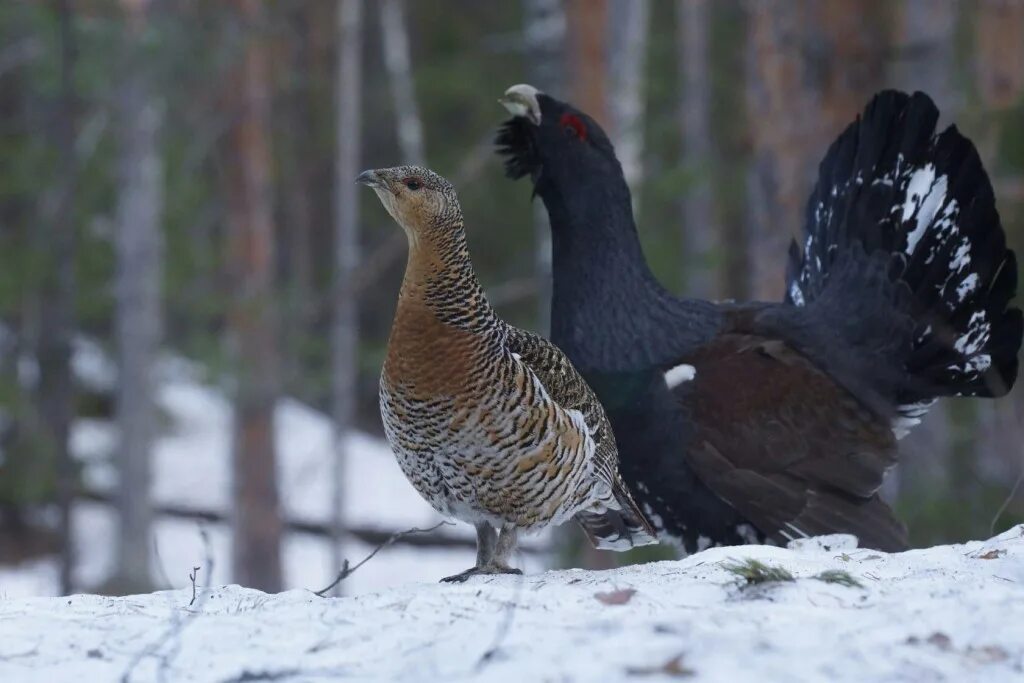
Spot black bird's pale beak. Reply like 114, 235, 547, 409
356, 169, 382, 188
499, 84, 542, 125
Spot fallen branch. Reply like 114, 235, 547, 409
314, 521, 452, 597
76, 489, 532, 553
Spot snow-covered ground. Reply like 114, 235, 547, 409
0, 342, 547, 599
1, 526, 1021, 683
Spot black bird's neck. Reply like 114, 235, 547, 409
539, 179, 719, 371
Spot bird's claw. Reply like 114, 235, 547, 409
440, 565, 523, 583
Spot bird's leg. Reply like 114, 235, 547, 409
440, 523, 522, 583
489, 524, 523, 575
440, 523, 497, 583
476, 522, 498, 566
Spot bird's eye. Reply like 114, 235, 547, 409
404, 178, 422, 191
560, 113, 587, 141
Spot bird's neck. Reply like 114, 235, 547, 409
538, 181, 682, 369
396, 222, 500, 334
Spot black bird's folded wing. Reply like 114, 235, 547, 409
672, 333, 908, 551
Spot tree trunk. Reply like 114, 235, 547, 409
744, 0, 887, 301
884, 0, 957, 505
744, 1, 818, 301
973, 0, 1024, 538
523, 0, 566, 332
566, 0, 609, 127
565, 0, 617, 570
893, 0, 956, 105
37, 0, 78, 595
379, 0, 424, 166
226, 0, 282, 593
110, 0, 163, 593
677, 0, 717, 300
975, 0, 1024, 111
331, 0, 363, 595
811, 1, 889, 138
608, 0, 649, 205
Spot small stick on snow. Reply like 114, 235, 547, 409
188, 567, 200, 607
313, 521, 452, 597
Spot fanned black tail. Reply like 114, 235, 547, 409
787, 91, 1022, 432
576, 478, 659, 551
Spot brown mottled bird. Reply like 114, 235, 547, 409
358, 165, 656, 582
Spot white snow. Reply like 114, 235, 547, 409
1, 526, 1021, 683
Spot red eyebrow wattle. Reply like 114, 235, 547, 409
559, 113, 587, 141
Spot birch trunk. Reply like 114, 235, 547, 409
379, 0, 424, 165
111, 0, 163, 592
330, 0, 364, 595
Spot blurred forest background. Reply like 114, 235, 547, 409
2, 0, 1024, 596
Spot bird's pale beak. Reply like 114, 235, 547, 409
356, 169, 383, 188
500, 84, 542, 125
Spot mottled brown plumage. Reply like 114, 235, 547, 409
359, 165, 655, 581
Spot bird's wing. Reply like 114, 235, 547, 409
669, 332, 908, 551
506, 326, 658, 547
505, 326, 618, 484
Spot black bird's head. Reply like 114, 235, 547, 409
496, 84, 625, 196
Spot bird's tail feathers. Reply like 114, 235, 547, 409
786, 90, 1021, 433
576, 480, 659, 551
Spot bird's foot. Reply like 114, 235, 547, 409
439, 564, 523, 583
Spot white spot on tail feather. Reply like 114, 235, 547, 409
784, 522, 809, 539
955, 311, 991, 356
902, 165, 949, 255
593, 535, 638, 551
664, 364, 696, 390
950, 237, 971, 272
892, 400, 936, 438
891, 416, 921, 440
790, 282, 806, 306
956, 273, 980, 301
966, 354, 992, 373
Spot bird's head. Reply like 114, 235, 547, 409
357, 165, 462, 244
496, 84, 624, 194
